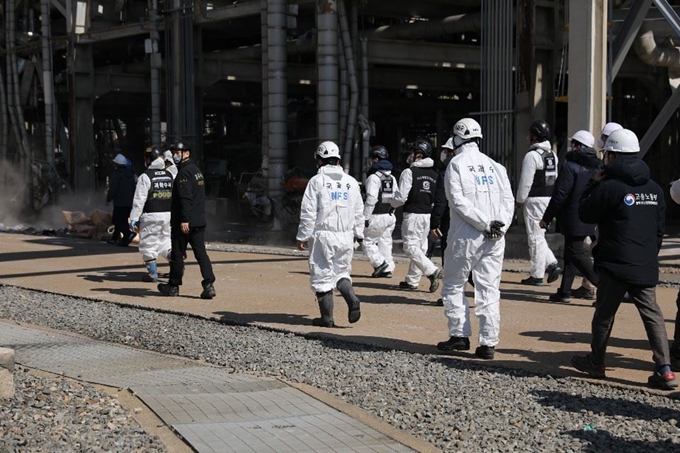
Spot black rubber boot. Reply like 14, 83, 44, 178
337, 278, 361, 324
312, 291, 334, 327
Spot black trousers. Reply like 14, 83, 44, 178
590, 270, 670, 367
112, 206, 132, 242
168, 225, 215, 288
672, 289, 680, 353
559, 235, 599, 294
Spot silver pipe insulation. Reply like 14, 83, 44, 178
261, 0, 269, 182
634, 28, 680, 68
268, 0, 287, 199
316, 0, 338, 144
337, 0, 358, 174
41, 0, 55, 166
370, 13, 481, 40
338, 35, 348, 159
6, 0, 27, 165
360, 37, 370, 172
149, 0, 161, 147
0, 58, 8, 161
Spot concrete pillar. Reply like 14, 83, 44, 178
69, 43, 95, 193
567, 0, 607, 137
0, 347, 15, 399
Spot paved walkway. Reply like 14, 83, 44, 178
1, 320, 425, 453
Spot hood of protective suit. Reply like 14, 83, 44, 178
454, 141, 480, 156
411, 157, 434, 168
318, 163, 346, 179
367, 159, 393, 176
148, 157, 165, 170
529, 140, 552, 154
604, 156, 650, 187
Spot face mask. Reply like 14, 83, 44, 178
406, 154, 414, 165
440, 150, 448, 162
598, 136, 606, 149
173, 152, 182, 164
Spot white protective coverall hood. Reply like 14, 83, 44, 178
296, 164, 365, 293
441, 142, 515, 347
130, 157, 172, 263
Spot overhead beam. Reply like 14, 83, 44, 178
50, 0, 66, 17
639, 83, 680, 157
368, 39, 480, 69
612, 0, 652, 79
77, 1, 263, 44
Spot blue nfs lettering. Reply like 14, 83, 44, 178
331, 191, 349, 201
475, 175, 495, 185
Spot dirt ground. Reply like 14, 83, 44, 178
1, 231, 680, 392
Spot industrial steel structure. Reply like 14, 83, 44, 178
3, 0, 680, 218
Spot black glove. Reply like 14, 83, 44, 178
355, 237, 364, 244
484, 220, 505, 239
365, 219, 370, 228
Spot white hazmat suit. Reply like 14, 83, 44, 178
391, 157, 439, 287
129, 157, 172, 266
362, 168, 398, 274
441, 142, 515, 347
296, 164, 364, 293
516, 141, 558, 279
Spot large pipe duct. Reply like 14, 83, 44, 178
338, 0, 358, 173
268, 0, 287, 199
149, 0, 161, 147
317, 0, 339, 143
261, 0, 269, 181
338, 36, 349, 156
6, 0, 28, 167
634, 28, 680, 68
360, 37, 370, 174
41, 0, 55, 166
370, 13, 482, 40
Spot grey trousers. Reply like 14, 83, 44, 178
590, 270, 670, 368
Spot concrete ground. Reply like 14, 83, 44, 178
1, 231, 680, 392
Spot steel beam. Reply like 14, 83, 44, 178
50, 0, 66, 17
367, 39, 480, 69
639, 82, 680, 157
612, 0, 652, 79
76, 1, 263, 44
654, 0, 680, 38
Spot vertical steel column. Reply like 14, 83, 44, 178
5, 0, 27, 166
360, 38, 370, 172
41, 0, 55, 166
480, 0, 514, 176
268, 0, 287, 199
338, 33, 348, 159
316, 0, 339, 144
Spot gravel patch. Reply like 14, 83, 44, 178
1, 284, 680, 452
0, 367, 165, 452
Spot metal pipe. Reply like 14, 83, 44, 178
149, 0, 161, 146
338, 0, 358, 173
268, 0, 287, 199
6, 0, 27, 165
0, 64, 8, 161
316, 0, 338, 143
261, 0, 269, 181
634, 28, 680, 67
338, 32, 348, 156
360, 37, 370, 172
370, 13, 482, 40
41, 0, 55, 166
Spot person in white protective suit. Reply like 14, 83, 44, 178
516, 120, 562, 286
436, 118, 515, 360
362, 145, 399, 278
163, 150, 178, 179
296, 141, 365, 327
390, 137, 443, 293
129, 147, 174, 282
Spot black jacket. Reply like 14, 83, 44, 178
171, 158, 207, 227
542, 149, 601, 237
430, 156, 452, 233
106, 166, 136, 208
579, 156, 665, 286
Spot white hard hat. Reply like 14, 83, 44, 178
603, 129, 640, 153
452, 118, 483, 140
600, 122, 623, 138
315, 141, 341, 160
163, 150, 173, 163
569, 130, 595, 148
442, 137, 454, 150
112, 153, 127, 166
670, 180, 680, 205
